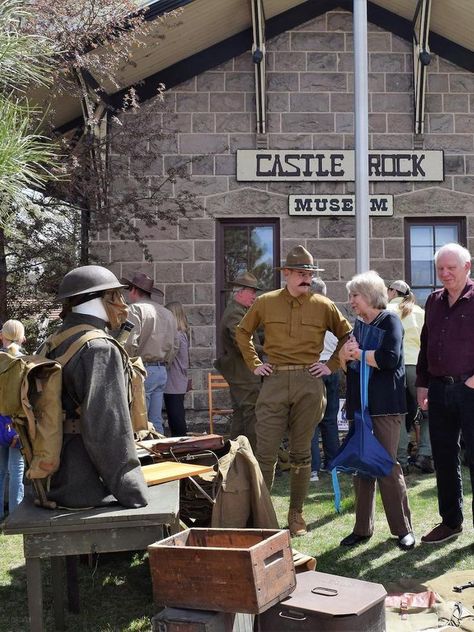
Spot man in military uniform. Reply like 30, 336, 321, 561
236, 246, 351, 536
121, 272, 179, 434
45, 265, 149, 509
215, 272, 262, 451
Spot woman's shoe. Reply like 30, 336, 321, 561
340, 532, 371, 547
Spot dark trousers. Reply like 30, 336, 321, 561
428, 379, 474, 528
163, 394, 187, 437
311, 372, 340, 471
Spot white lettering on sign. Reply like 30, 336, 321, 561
237, 150, 444, 181
289, 195, 394, 216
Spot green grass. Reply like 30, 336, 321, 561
0, 468, 472, 630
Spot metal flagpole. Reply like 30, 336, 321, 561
353, 0, 370, 273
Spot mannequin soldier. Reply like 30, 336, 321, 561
43, 265, 148, 509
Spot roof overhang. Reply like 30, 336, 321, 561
38, 0, 474, 132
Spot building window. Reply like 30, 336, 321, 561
405, 218, 466, 305
215, 219, 280, 346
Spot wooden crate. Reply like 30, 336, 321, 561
151, 608, 254, 632
148, 528, 295, 614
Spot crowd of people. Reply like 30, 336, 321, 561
1, 241, 473, 554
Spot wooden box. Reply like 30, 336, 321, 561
255, 570, 386, 631
152, 608, 254, 632
148, 528, 296, 614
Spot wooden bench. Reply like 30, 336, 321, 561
2, 481, 180, 632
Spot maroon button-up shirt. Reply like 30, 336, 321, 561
416, 278, 474, 387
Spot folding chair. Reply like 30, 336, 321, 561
207, 372, 232, 433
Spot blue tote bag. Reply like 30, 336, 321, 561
328, 350, 395, 512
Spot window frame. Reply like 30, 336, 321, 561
404, 217, 467, 302
215, 218, 280, 353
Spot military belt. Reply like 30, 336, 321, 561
272, 364, 311, 372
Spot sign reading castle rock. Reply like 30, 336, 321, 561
289, 195, 393, 216
237, 150, 444, 181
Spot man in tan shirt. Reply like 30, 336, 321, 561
236, 246, 351, 536
122, 272, 179, 434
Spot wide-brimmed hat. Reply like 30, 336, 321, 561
276, 245, 324, 272
228, 271, 262, 291
120, 272, 164, 296
389, 279, 410, 295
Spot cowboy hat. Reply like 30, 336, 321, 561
276, 245, 324, 272
228, 271, 263, 291
120, 272, 164, 296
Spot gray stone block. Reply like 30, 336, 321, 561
225, 72, 254, 92
372, 93, 413, 113
319, 217, 355, 238
183, 262, 215, 283
340, 259, 356, 281
210, 93, 245, 112
466, 155, 474, 174
444, 95, 469, 112
314, 260, 339, 281
444, 155, 465, 175
371, 217, 402, 238
313, 134, 345, 149
336, 113, 353, 133
450, 74, 474, 93
294, 13, 327, 32
368, 259, 403, 280
391, 35, 411, 53
454, 176, 474, 195
176, 93, 209, 112
291, 32, 345, 51
424, 134, 473, 152
163, 113, 192, 133
136, 219, 178, 241
194, 240, 215, 261
282, 112, 335, 133
228, 134, 256, 151
194, 283, 215, 303
372, 181, 413, 195
327, 11, 352, 32
290, 93, 329, 112
215, 154, 236, 175
179, 218, 214, 240
176, 77, 196, 91
383, 238, 405, 259
216, 113, 251, 133
192, 113, 215, 133
110, 240, 143, 262
397, 187, 474, 215
191, 155, 214, 176
186, 305, 215, 327
369, 238, 384, 259
386, 73, 413, 92
428, 113, 454, 133
370, 53, 405, 73
371, 134, 413, 149
268, 92, 290, 112
368, 33, 392, 51
206, 189, 286, 217
267, 72, 299, 91
266, 32, 290, 52
455, 114, 474, 133
234, 51, 254, 71
192, 326, 215, 348
331, 92, 354, 112
301, 72, 347, 92
274, 52, 306, 70
154, 262, 183, 283
174, 175, 228, 196
269, 133, 313, 149
147, 241, 193, 261
281, 216, 319, 239
387, 113, 413, 133
306, 238, 355, 259
179, 134, 228, 154
428, 74, 449, 93
197, 72, 225, 92
337, 52, 354, 72
164, 284, 194, 304
307, 52, 338, 71
425, 94, 443, 112
369, 113, 387, 133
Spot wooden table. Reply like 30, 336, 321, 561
2, 480, 180, 632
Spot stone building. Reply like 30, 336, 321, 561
55, 2, 474, 416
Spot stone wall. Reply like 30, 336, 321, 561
100, 8, 474, 413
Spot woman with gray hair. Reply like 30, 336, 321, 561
338, 271, 415, 550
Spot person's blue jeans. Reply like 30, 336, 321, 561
145, 365, 168, 434
0, 445, 24, 520
311, 372, 340, 471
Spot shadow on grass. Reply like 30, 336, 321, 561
0, 550, 156, 631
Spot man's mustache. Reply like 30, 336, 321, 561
299, 282, 311, 287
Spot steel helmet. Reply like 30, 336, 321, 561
57, 265, 127, 300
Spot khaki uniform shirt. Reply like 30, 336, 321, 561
125, 298, 179, 365
215, 299, 261, 384
236, 287, 351, 373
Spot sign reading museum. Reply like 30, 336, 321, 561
289, 195, 393, 216
237, 150, 444, 182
